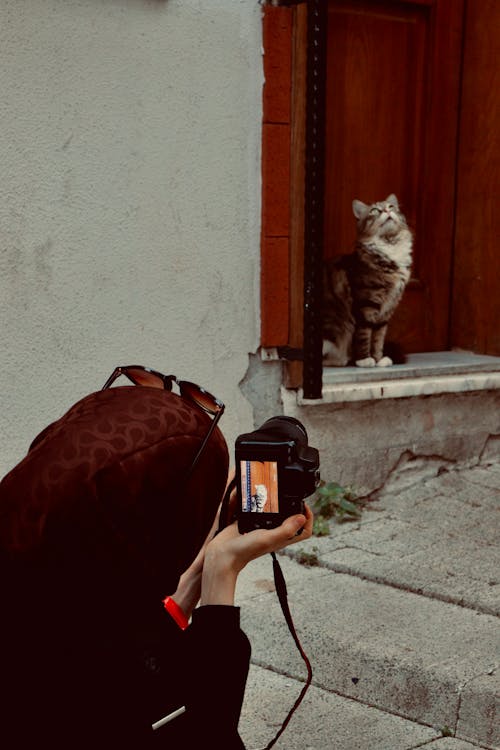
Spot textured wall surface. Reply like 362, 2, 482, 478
0, 0, 263, 475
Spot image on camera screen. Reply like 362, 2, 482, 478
240, 460, 279, 513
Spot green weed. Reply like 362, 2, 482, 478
294, 548, 320, 567
441, 726, 454, 737
311, 481, 364, 536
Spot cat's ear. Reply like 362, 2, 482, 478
352, 199, 369, 220
386, 194, 399, 207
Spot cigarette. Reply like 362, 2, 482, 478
152, 705, 186, 730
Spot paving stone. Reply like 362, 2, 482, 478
319, 540, 500, 616
462, 465, 500, 491
289, 467, 500, 614
456, 670, 500, 749
237, 567, 499, 736
239, 664, 439, 750
236, 551, 328, 603
419, 740, 485, 749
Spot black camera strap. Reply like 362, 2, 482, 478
263, 552, 312, 749
217, 480, 313, 749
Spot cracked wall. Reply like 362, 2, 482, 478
239, 352, 284, 430
282, 389, 500, 495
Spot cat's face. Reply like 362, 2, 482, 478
352, 194, 407, 239
253, 484, 267, 511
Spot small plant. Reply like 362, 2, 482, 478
441, 726, 454, 738
294, 548, 320, 567
311, 481, 364, 536
312, 514, 331, 537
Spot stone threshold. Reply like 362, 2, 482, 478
296, 351, 500, 405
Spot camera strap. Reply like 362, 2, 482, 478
217, 480, 313, 749
262, 552, 313, 749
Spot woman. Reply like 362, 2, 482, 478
0, 378, 312, 748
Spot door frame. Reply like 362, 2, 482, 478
261, 0, 471, 392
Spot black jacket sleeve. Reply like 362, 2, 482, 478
181, 605, 251, 748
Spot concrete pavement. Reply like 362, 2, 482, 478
235, 460, 500, 749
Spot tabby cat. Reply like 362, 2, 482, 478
322, 194, 413, 367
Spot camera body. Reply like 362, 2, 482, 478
235, 416, 320, 533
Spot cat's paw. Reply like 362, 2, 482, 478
355, 357, 376, 367
376, 356, 393, 367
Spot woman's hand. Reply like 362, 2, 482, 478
200, 504, 313, 606
170, 468, 236, 618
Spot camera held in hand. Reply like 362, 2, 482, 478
235, 416, 320, 533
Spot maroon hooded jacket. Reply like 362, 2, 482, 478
0, 387, 250, 748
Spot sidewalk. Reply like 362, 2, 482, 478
235, 460, 500, 750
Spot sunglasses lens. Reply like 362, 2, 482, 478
126, 367, 165, 389
180, 382, 221, 414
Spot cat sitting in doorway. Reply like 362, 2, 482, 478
250, 484, 267, 513
322, 194, 413, 367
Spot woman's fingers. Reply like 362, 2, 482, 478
211, 503, 313, 571
201, 503, 315, 604
261, 503, 313, 550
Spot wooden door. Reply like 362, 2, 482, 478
451, 0, 500, 356
323, 0, 465, 353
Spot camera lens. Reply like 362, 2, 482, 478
260, 416, 308, 443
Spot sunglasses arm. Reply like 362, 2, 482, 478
101, 369, 122, 390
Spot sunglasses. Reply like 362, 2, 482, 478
102, 365, 225, 477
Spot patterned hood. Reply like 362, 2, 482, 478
0, 386, 228, 631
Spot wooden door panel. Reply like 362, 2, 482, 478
451, 0, 500, 355
323, 0, 464, 353
324, 0, 427, 254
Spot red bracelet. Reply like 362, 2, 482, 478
163, 596, 189, 630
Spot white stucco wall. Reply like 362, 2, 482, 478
0, 0, 263, 476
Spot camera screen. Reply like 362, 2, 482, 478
240, 460, 279, 513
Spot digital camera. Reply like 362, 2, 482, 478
235, 416, 320, 533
